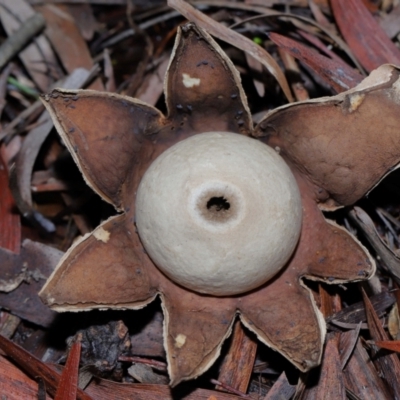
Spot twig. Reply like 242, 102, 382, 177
210, 379, 250, 398
118, 355, 167, 371
0, 13, 46, 70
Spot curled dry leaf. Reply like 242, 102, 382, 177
331, 0, 400, 72
269, 32, 363, 92
39, 23, 379, 386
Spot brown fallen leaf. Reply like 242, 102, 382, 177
374, 340, 400, 353
331, 0, 400, 71
269, 32, 363, 92
36, 4, 103, 92
66, 4, 96, 41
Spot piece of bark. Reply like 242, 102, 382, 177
0, 334, 92, 400
297, 334, 345, 400
338, 323, 361, 369
86, 380, 241, 399
0, 240, 62, 327
343, 338, 392, 399
349, 207, 400, 280
0, 355, 52, 400
375, 340, 400, 352
21, 327, 54, 361
263, 371, 296, 400
0, 352, 242, 399
327, 291, 395, 326
0, 311, 20, 339
55, 340, 82, 400
216, 321, 257, 394
319, 284, 335, 318
362, 288, 400, 398
127, 363, 168, 385
0, 153, 21, 253
130, 310, 165, 358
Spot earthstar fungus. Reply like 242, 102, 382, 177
39, 23, 400, 386
135, 131, 303, 296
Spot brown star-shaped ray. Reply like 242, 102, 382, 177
39, 23, 380, 386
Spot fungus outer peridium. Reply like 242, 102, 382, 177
36, 23, 378, 385
135, 131, 303, 296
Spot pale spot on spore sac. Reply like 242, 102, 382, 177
348, 93, 365, 112
182, 73, 200, 88
175, 333, 187, 348
93, 227, 111, 243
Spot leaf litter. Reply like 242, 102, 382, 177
1, 0, 400, 399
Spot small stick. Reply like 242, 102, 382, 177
118, 355, 167, 371
0, 13, 46, 70
211, 379, 250, 398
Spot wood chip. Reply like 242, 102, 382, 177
216, 321, 257, 394
362, 288, 400, 398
